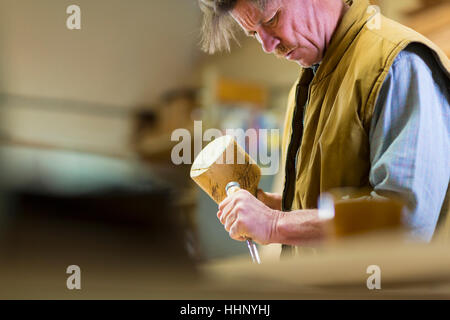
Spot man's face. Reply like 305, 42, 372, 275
231, 0, 330, 67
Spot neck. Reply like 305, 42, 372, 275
320, 0, 350, 62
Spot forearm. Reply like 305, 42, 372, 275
272, 209, 326, 246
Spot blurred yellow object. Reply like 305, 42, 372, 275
333, 197, 403, 238
216, 77, 268, 107
319, 188, 405, 239
435, 190, 450, 243
404, 1, 450, 57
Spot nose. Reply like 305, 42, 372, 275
256, 28, 279, 54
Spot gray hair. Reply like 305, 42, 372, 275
198, 0, 267, 54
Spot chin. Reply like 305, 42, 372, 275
294, 51, 321, 68
295, 60, 313, 68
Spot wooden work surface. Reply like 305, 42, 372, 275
2, 233, 450, 299
196, 233, 450, 299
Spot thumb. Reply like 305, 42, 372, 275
256, 188, 266, 201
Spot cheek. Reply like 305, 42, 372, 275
276, 26, 295, 47
281, 18, 309, 48
291, 22, 307, 43
292, 24, 321, 50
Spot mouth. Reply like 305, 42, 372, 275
285, 48, 296, 60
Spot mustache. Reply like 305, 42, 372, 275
275, 43, 294, 58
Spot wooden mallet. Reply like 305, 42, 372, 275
190, 135, 261, 264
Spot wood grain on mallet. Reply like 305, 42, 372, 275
190, 135, 261, 204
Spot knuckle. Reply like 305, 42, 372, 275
220, 212, 227, 224
235, 190, 245, 200
238, 189, 249, 197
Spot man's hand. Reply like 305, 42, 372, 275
217, 189, 281, 245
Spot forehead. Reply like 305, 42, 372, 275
231, 0, 277, 31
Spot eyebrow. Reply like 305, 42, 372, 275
238, 12, 261, 37
242, 8, 279, 37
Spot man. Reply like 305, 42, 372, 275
198, 0, 450, 248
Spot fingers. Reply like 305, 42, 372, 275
229, 223, 246, 242
219, 199, 237, 225
256, 188, 265, 201
218, 189, 249, 212
257, 188, 273, 209
218, 189, 252, 241
256, 189, 282, 210
218, 189, 247, 223
224, 211, 236, 231
218, 191, 234, 211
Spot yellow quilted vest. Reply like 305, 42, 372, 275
281, 0, 450, 238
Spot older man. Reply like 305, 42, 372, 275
199, 0, 450, 249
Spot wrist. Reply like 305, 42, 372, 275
271, 209, 324, 246
269, 210, 286, 244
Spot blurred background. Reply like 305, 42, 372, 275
0, 0, 448, 297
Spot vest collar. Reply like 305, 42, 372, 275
312, 0, 372, 85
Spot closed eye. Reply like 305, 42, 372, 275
245, 9, 279, 38
264, 10, 279, 27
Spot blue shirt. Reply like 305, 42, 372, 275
369, 44, 450, 241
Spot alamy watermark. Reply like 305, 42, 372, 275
366, 265, 381, 290
66, 5, 81, 30
66, 265, 81, 290
171, 121, 280, 176
366, 5, 381, 30
63, 263, 380, 291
